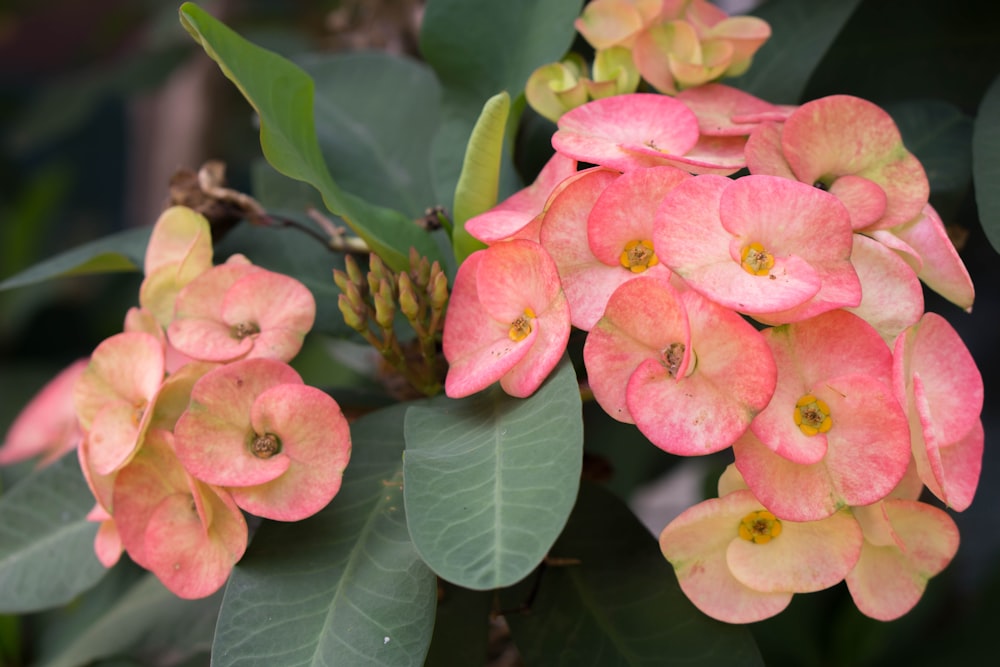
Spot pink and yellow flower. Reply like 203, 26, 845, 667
583, 276, 775, 455
443, 239, 572, 398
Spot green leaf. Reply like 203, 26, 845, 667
733, 0, 863, 104
212, 403, 437, 667
178, 3, 439, 272
403, 357, 583, 590
0, 227, 149, 292
973, 74, 1000, 255
451, 91, 509, 264
0, 452, 107, 613
889, 99, 973, 194
421, 0, 583, 206
502, 483, 763, 667
302, 51, 442, 219
33, 566, 221, 667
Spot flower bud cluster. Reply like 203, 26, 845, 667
444, 81, 982, 622
527, 0, 771, 121
334, 248, 448, 397
3, 206, 352, 599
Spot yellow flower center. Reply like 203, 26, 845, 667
508, 308, 537, 342
738, 509, 783, 544
619, 239, 659, 274
794, 394, 832, 436
740, 242, 775, 276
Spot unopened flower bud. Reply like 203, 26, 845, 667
344, 254, 364, 286
430, 271, 449, 311
338, 294, 366, 331
398, 272, 420, 320
374, 279, 395, 330
332, 268, 350, 293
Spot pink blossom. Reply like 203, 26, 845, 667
443, 240, 571, 398
892, 313, 983, 511
465, 153, 578, 244
654, 174, 859, 322
0, 359, 87, 467
167, 259, 316, 364
745, 95, 929, 231
540, 165, 688, 330
113, 429, 247, 599
139, 206, 214, 327
583, 276, 775, 455
552, 93, 745, 175
735, 311, 911, 521
173, 358, 352, 521
659, 478, 862, 624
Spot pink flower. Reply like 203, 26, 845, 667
584, 276, 775, 455
654, 174, 859, 323
540, 165, 688, 330
113, 429, 247, 599
167, 258, 316, 364
465, 153, 578, 244
745, 95, 929, 231
659, 467, 862, 624
847, 495, 959, 621
443, 240, 571, 398
173, 358, 352, 521
552, 93, 746, 175
139, 206, 214, 327
0, 359, 87, 467
73, 331, 166, 475
734, 311, 912, 521
892, 313, 983, 511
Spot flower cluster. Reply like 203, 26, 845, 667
2, 206, 351, 599
444, 82, 981, 622
526, 0, 771, 121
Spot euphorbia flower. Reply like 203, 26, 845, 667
654, 174, 859, 322
745, 95, 929, 231
139, 206, 214, 327
73, 331, 166, 475
847, 475, 960, 621
843, 233, 923, 342
173, 358, 352, 521
465, 153, 578, 244
540, 165, 688, 330
443, 239, 571, 398
892, 312, 983, 511
734, 311, 912, 521
877, 203, 975, 312
552, 93, 746, 175
583, 276, 775, 455
168, 257, 316, 363
675, 83, 794, 137
86, 503, 123, 568
0, 358, 87, 467
574, 0, 663, 50
113, 429, 247, 599
659, 466, 863, 624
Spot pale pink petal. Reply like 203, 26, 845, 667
143, 206, 214, 277
475, 240, 562, 323
221, 270, 316, 362
676, 83, 786, 136
74, 332, 165, 430
659, 490, 794, 624
846, 499, 959, 620
499, 291, 571, 398
845, 233, 923, 342
828, 174, 887, 230
553, 94, 700, 172
466, 153, 579, 244
144, 477, 247, 599
891, 204, 974, 311
233, 384, 352, 520
0, 359, 86, 466
442, 252, 533, 398
173, 359, 302, 487
727, 509, 861, 593
745, 122, 796, 180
